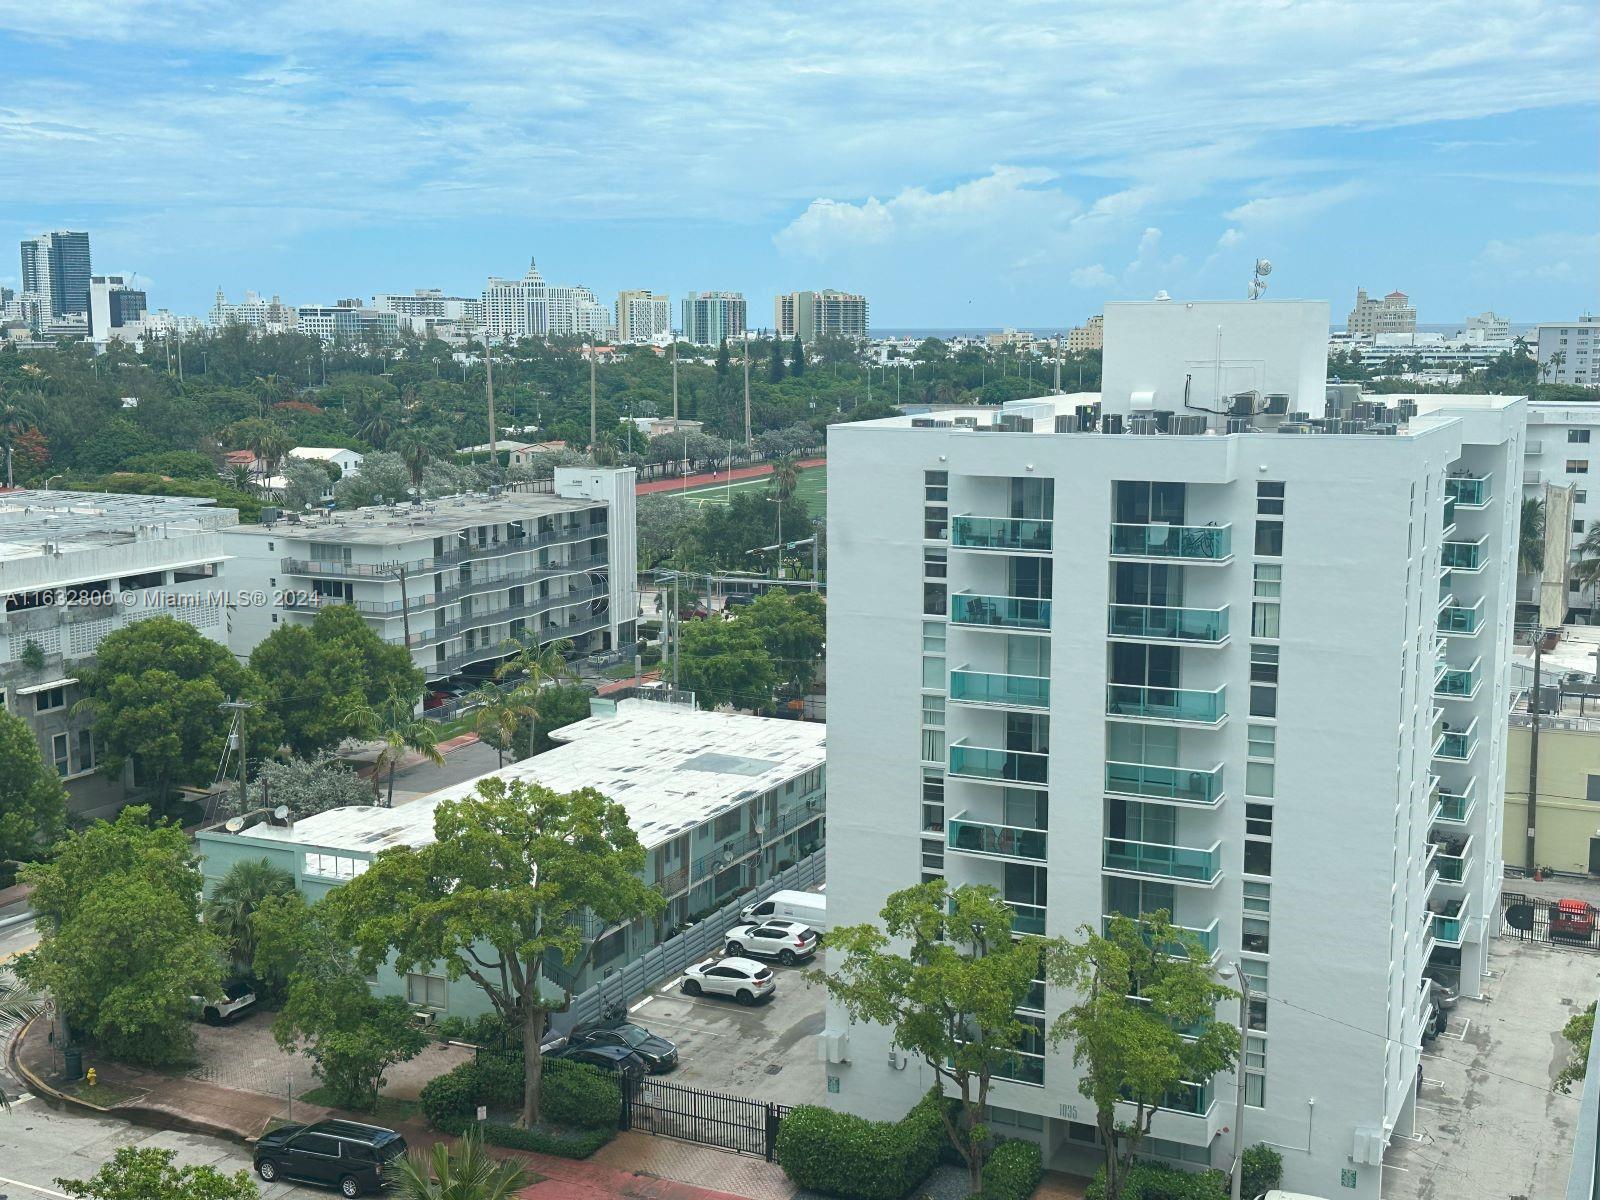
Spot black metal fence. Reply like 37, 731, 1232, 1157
1502, 891, 1600, 951
622, 1075, 792, 1160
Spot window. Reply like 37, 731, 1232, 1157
1244, 1035, 1267, 1107
921, 728, 946, 763
923, 548, 948, 579
34, 687, 66, 713
1243, 916, 1271, 954
1253, 521, 1283, 556
1250, 644, 1279, 718
1588, 775, 1600, 803
922, 654, 946, 688
1241, 958, 1268, 993
1572, 430, 1592, 444
1244, 840, 1273, 876
713, 809, 742, 841
1578, 491, 1589, 505
1256, 481, 1285, 515
1243, 881, 1271, 914
51, 732, 69, 777
1247, 724, 1276, 760
303, 853, 369, 879
1577, 520, 1588, 535
1245, 761, 1275, 797
921, 837, 945, 874
1246, 803, 1273, 839
1252, 564, 1282, 598
1251, 602, 1280, 639
1248, 996, 1269, 1031
75, 729, 95, 773
921, 694, 946, 726
922, 622, 947, 653
1568, 460, 1590, 475
406, 973, 448, 1010
924, 470, 949, 501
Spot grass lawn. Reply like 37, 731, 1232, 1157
66, 1077, 146, 1107
296, 1085, 420, 1123
677, 462, 828, 520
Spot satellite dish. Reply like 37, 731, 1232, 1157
273, 805, 290, 821
1504, 903, 1535, 932
1254, 259, 1273, 277
225, 817, 245, 832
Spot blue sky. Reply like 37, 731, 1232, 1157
2, 1, 1595, 327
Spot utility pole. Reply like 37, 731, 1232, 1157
742, 334, 751, 448
1527, 630, 1544, 874
176, 330, 184, 383
589, 343, 598, 450
392, 564, 412, 652
219, 698, 255, 815
485, 339, 498, 472
671, 339, 679, 421
1054, 350, 1062, 393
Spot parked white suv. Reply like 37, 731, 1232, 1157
724, 920, 818, 965
681, 957, 775, 1005
193, 979, 257, 1025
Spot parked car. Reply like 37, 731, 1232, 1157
567, 1022, 678, 1072
253, 1119, 406, 1197
586, 649, 623, 668
550, 1042, 649, 1083
192, 978, 257, 1025
1421, 968, 1458, 1011
724, 920, 818, 965
681, 957, 775, 1005
740, 889, 828, 935
723, 591, 755, 610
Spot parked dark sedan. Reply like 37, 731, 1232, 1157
567, 1021, 678, 1072
550, 1042, 650, 1083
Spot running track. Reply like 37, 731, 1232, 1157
635, 456, 826, 495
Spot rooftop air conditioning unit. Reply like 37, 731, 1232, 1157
1277, 423, 1313, 435
1101, 413, 1124, 435
1129, 416, 1160, 436
954, 416, 979, 429
911, 418, 938, 428
1170, 415, 1207, 436
1226, 417, 1254, 434
1264, 393, 1290, 415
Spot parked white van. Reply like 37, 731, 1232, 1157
740, 889, 827, 934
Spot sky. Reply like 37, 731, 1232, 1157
1, 1, 1596, 328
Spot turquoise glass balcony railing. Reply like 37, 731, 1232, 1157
1436, 721, 1478, 761
950, 669, 1050, 708
1107, 604, 1230, 644
1442, 538, 1486, 571
1122, 1081, 1213, 1116
1007, 902, 1046, 935
1434, 790, 1474, 824
1439, 572, 1453, 603
1102, 914, 1220, 961
1446, 475, 1489, 507
994, 1052, 1045, 1086
1438, 601, 1483, 635
1443, 495, 1457, 530
951, 515, 1053, 552
1436, 854, 1466, 883
951, 593, 1052, 631
948, 813, 1047, 861
1431, 912, 1463, 945
1435, 659, 1480, 698
1103, 838, 1222, 884
950, 743, 1049, 785
1104, 760, 1224, 806
1106, 684, 1226, 724
1109, 523, 1232, 561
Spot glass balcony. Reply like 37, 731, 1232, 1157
1121, 1081, 1213, 1116
951, 515, 1053, 552
1446, 475, 1489, 507
1106, 684, 1226, 725
1434, 658, 1480, 699
1103, 838, 1222, 884
950, 669, 1050, 709
948, 813, 1047, 861
1442, 538, 1486, 571
951, 593, 1052, 631
1433, 791, 1475, 824
1433, 836, 1472, 883
1102, 914, 1220, 962
1442, 495, 1457, 530
1007, 901, 1046, 935
1104, 761, 1224, 806
1435, 720, 1479, 761
949, 743, 1049, 785
1438, 600, 1483, 635
1109, 523, 1232, 562
1107, 604, 1230, 644
994, 1052, 1045, 1086
1431, 911, 1463, 946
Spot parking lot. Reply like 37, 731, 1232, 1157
1384, 937, 1594, 1199
617, 948, 830, 1109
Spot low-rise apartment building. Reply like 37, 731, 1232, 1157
222, 469, 638, 682
1520, 402, 1600, 616
1536, 318, 1599, 388
0, 491, 237, 817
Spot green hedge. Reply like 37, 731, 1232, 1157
433, 1114, 613, 1159
774, 1088, 946, 1200
419, 1055, 620, 1133
976, 1140, 1042, 1200
1241, 1144, 1283, 1198
541, 1058, 622, 1129
1085, 1162, 1228, 1200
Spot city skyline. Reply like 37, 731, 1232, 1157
0, 3, 1594, 325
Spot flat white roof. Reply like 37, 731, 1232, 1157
0, 490, 237, 563
236, 699, 826, 855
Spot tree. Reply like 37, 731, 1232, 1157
493, 635, 576, 759
1573, 525, 1600, 612
817, 882, 1044, 1189
768, 337, 786, 383
251, 604, 423, 758
388, 1128, 532, 1200
1, 390, 40, 488
1, 975, 46, 1111
914, 337, 949, 363
529, 684, 592, 754
742, 591, 825, 696
714, 339, 730, 378
328, 776, 663, 1126
768, 454, 801, 502
466, 681, 539, 768
245, 754, 376, 819
204, 858, 296, 977
228, 418, 292, 480
334, 451, 412, 508
1047, 912, 1240, 1200
677, 618, 776, 710
19, 808, 221, 1066
342, 693, 445, 807
1558, 1001, 1596, 1093
636, 494, 702, 569
0, 707, 68, 863
58, 1146, 259, 1200
280, 456, 335, 511
1519, 497, 1546, 577
789, 335, 806, 377
389, 427, 438, 489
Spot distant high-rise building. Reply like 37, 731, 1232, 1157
1466, 311, 1510, 341
616, 290, 672, 343
681, 291, 747, 346
1346, 288, 1417, 338
482, 261, 548, 341
19, 230, 92, 322
88, 275, 147, 340
1534, 317, 1599, 388
210, 289, 298, 333
1065, 314, 1104, 353
372, 289, 482, 325
547, 285, 611, 339
774, 289, 869, 343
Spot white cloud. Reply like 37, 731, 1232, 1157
1217, 228, 1245, 249
1223, 183, 1364, 228
1070, 264, 1116, 289
1475, 232, 1600, 283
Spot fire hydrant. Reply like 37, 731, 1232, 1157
86, 1067, 97, 1088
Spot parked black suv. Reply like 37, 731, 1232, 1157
253, 1119, 406, 1197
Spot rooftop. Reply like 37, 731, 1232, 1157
0, 490, 238, 563
225, 489, 604, 546
227, 698, 826, 855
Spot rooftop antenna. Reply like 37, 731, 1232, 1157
1249, 258, 1272, 300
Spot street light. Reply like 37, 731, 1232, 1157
1216, 960, 1252, 1200
44, 474, 64, 491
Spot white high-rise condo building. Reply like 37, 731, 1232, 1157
88, 275, 148, 341
482, 261, 549, 341
824, 298, 1522, 1199
209, 289, 298, 333
222, 470, 638, 681
616, 290, 672, 343
681, 291, 747, 346
372, 290, 483, 327
774, 289, 868, 343
547, 285, 611, 339
1535, 318, 1599, 388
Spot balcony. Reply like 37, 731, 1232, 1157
1102, 914, 1221, 963
1109, 523, 1232, 562
1433, 836, 1473, 883
1446, 474, 1490, 508
950, 515, 1053, 552
1104, 761, 1224, 807
1006, 901, 1047, 935
1442, 536, 1487, 572
1106, 684, 1226, 726
1525, 440, 1543, 456
1103, 838, 1223, 886
948, 813, 1047, 861
1107, 604, 1229, 645
1434, 657, 1481, 700
1433, 784, 1476, 825
949, 742, 1049, 786
949, 668, 1050, 710
1435, 719, 1479, 762
951, 593, 1052, 632
1430, 907, 1464, 947
1438, 598, 1484, 636
1523, 470, 1541, 487
1442, 495, 1457, 532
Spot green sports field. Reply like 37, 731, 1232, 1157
676, 462, 828, 519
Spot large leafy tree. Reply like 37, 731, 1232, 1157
244, 755, 375, 820
343, 693, 444, 807
677, 618, 775, 710
328, 777, 663, 1126
58, 1146, 259, 1200
251, 604, 423, 758
1519, 497, 1546, 578
0, 707, 68, 863
1047, 911, 1240, 1200
204, 858, 296, 978
19, 807, 221, 1065
818, 882, 1045, 1190
741, 591, 825, 696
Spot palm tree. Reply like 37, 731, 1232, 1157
1572, 525, 1600, 615
494, 635, 575, 760
0, 391, 39, 489
204, 858, 296, 976
386, 1128, 531, 1200
352, 396, 396, 449
466, 681, 539, 768
344, 693, 446, 807
389, 427, 436, 491
1519, 497, 1547, 577
0, 975, 45, 1112
769, 454, 801, 503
